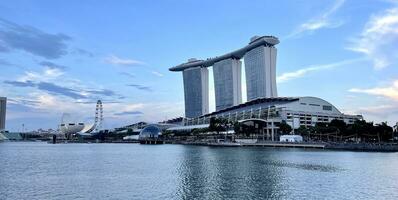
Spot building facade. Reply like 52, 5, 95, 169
244, 44, 277, 101
183, 66, 209, 118
182, 96, 362, 128
0, 97, 6, 131
213, 58, 242, 111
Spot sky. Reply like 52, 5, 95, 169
1, 0, 398, 131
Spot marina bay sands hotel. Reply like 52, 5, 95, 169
170, 35, 279, 118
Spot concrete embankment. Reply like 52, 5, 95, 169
326, 143, 398, 152
173, 141, 327, 149
172, 141, 398, 152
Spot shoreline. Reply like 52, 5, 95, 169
4, 139, 398, 152
168, 141, 398, 152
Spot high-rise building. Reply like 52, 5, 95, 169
183, 65, 209, 118
0, 97, 6, 130
170, 36, 279, 118
244, 38, 277, 101
213, 58, 242, 111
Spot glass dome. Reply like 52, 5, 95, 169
139, 125, 161, 139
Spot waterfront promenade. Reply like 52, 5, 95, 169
168, 140, 398, 152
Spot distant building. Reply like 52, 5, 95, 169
0, 97, 6, 131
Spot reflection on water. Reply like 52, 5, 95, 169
176, 147, 285, 199
1, 142, 398, 200
261, 160, 341, 172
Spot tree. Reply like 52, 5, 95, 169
233, 122, 241, 135
374, 122, 393, 143
209, 117, 227, 135
296, 125, 308, 135
296, 125, 310, 141
329, 119, 347, 141
330, 119, 347, 134
279, 121, 292, 134
191, 128, 209, 136
314, 122, 325, 137
347, 120, 374, 142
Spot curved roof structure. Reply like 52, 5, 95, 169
169, 35, 279, 72
283, 96, 342, 115
139, 124, 162, 139
194, 96, 358, 120
59, 123, 85, 134
203, 97, 298, 117
81, 123, 96, 133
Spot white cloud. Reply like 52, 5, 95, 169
347, 7, 398, 69
7, 93, 92, 120
8, 91, 184, 130
356, 104, 398, 115
18, 67, 64, 82
123, 103, 145, 111
104, 55, 145, 66
151, 71, 164, 77
277, 58, 363, 83
286, 0, 345, 39
342, 104, 398, 125
107, 101, 184, 123
44, 68, 64, 77
349, 80, 398, 100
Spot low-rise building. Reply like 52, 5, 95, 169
280, 135, 303, 142
182, 96, 362, 128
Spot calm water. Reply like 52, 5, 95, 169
1, 142, 398, 200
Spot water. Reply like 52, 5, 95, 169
1, 142, 398, 200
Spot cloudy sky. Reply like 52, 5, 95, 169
1, 0, 398, 131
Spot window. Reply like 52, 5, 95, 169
322, 105, 332, 111
309, 104, 320, 106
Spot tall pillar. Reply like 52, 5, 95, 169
182, 67, 209, 118
244, 45, 278, 101
213, 58, 242, 111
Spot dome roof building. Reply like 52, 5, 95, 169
138, 125, 162, 140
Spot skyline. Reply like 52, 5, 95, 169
1, 0, 398, 131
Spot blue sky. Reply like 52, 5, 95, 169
1, 0, 398, 131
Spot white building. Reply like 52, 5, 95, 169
182, 96, 362, 128
280, 135, 303, 142
278, 96, 361, 128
